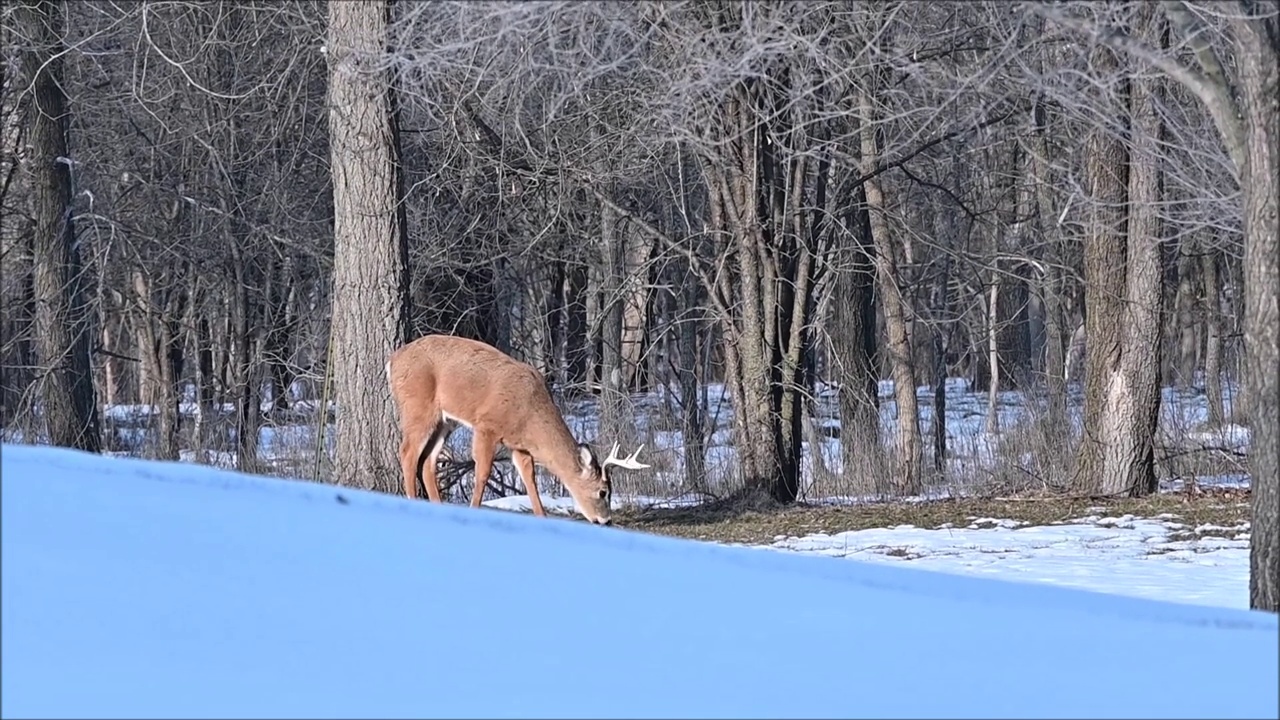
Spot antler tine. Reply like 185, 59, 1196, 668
626, 444, 646, 464
603, 443, 651, 470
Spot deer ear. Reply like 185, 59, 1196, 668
577, 443, 595, 469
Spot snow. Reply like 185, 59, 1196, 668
3, 442, 1277, 719
760, 514, 1251, 610
52, 373, 1247, 507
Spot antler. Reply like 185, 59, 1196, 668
602, 442, 651, 470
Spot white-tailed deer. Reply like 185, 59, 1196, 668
386, 334, 650, 525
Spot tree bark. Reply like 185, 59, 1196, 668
1230, 0, 1279, 614
327, 0, 410, 492
930, 250, 952, 476
1024, 25, 1067, 421
18, 0, 100, 452
1200, 248, 1225, 427
562, 261, 589, 390
677, 269, 706, 491
230, 253, 260, 474
985, 275, 1001, 436
859, 86, 921, 496
132, 269, 184, 461
1170, 237, 1200, 390
701, 75, 815, 504
831, 189, 882, 495
1070, 30, 1164, 498
598, 199, 636, 449
1106, 5, 1167, 498
621, 224, 652, 391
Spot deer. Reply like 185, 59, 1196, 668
386, 334, 651, 526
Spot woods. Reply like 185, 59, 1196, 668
1, 0, 1275, 611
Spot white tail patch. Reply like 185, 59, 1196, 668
441, 411, 473, 430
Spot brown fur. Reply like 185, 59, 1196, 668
386, 334, 616, 523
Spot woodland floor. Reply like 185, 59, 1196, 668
615, 488, 1253, 546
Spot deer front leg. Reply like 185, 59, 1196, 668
470, 430, 498, 509
512, 449, 546, 517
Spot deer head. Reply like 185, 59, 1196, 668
568, 442, 652, 524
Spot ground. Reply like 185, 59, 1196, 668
618, 488, 1251, 545
480, 482, 1253, 610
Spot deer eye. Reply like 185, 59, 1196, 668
597, 489, 608, 499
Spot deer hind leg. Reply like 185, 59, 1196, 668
399, 425, 432, 501
419, 421, 453, 504
469, 430, 499, 509
512, 449, 546, 517
399, 409, 447, 503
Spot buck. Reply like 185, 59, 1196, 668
386, 334, 650, 525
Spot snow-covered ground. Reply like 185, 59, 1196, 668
759, 514, 1251, 610
3, 443, 1277, 719
489, 490, 1252, 610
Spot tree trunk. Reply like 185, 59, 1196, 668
1027, 78, 1068, 422
100, 314, 118, 410
985, 275, 1001, 436
831, 191, 882, 495
695, 71, 818, 504
0, 252, 35, 427
562, 262, 589, 391
230, 256, 260, 474
621, 225, 652, 392
998, 273, 1034, 390
18, 0, 100, 452
930, 251, 952, 476
1072, 9, 1164, 498
129, 270, 179, 460
1200, 249, 1225, 427
262, 258, 298, 419
678, 270, 706, 491
1233, 0, 1279, 614
327, 0, 410, 492
598, 199, 636, 449
192, 295, 217, 458
1071, 43, 1131, 496
859, 87, 921, 496
1171, 238, 1201, 390
519, 257, 554, 371
1110, 13, 1166, 497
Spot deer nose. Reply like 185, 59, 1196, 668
595, 517, 613, 526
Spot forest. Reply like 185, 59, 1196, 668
1, 0, 1275, 611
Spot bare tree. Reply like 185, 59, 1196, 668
858, 41, 923, 495
15, 0, 100, 452
327, 0, 410, 492
829, 186, 883, 495
1036, 0, 1278, 612
1069, 4, 1166, 498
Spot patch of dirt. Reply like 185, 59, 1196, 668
615, 488, 1252, 546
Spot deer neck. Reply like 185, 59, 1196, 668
537, 419, 586, 483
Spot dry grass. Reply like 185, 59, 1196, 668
615, 488, 1251, 546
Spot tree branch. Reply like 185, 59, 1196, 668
1029, 2, 1247, 176
1159, 0, 1248, 172
585, 185, 736, 326
832, 102, 1025, 189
